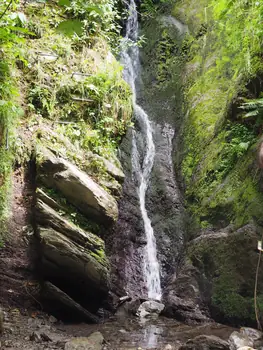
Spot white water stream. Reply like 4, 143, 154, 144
121, 0, 162, 301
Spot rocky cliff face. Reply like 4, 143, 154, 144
1, 0, 263, 329
0, 0, 132, 320
118, 0, 263, 326
162, 0, 263, 325
107, 11, 186, 302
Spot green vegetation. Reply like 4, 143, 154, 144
22, 1, 132, 157
0, 0, 132, 240
0, 0, 27, 233
172, 0, 263, 229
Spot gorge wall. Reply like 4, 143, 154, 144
1, 0, 263, 330
148, 0, 263, 326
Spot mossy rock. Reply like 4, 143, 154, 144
188, 224, 263, 325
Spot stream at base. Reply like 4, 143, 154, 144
59, 317, 235, 350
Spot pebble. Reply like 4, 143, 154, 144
163, 345, 173, 350
48, 316, 57, 324
119, 329, 127, 334
30, 331, 42, 343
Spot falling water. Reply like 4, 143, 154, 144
121, 0, 162, 300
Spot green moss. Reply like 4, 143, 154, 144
140, 8, 185, 126
173, 0, 263, 229
0, 49, 24, 238
188, 226, 263, 323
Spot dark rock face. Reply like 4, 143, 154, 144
108, 16, 186, 303
33, 147, 123, 320
108, 128, 147, 299
149, 123, 185, 283
163, 264, 210, 323
108, 123, 186, 300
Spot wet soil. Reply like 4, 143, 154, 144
0, 166, 39, 312
0, 309, 236, 350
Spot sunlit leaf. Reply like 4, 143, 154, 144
56, 20, 83, 37
58, 0, 70, 6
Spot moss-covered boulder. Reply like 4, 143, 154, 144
187, 224, 263, 325
37, 147, 118, 225
86, 153, 125, 183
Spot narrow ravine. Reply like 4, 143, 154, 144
121, 0, 162, 300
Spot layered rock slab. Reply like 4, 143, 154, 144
35, 197, 110, 315
33, 147, 118, 319
36, 147, 118, 225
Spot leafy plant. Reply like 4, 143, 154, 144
56, 0, 122, 48
240, 99, 263, 118
239, 98, 263, 133
0, 0, 29, 234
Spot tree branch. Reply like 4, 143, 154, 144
0, 0, 13, 21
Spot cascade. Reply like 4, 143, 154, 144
121, 0, 162, 301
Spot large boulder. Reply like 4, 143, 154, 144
229, 328, 263, 350
163, 264, 210, 323
136, 300, 165, 319
39, 226, 109, 292
37, 147, 118, 225
179, 335, 229, 350
187, 224, 263, 324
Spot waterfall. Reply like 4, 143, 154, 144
121, 0, 162, 301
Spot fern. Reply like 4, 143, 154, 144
240, 98, 263, 119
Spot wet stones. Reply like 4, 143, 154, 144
136, 300, 165, 319
178, 335, 229, 350
64, 332, 104, 350
229, 328, 263, 350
